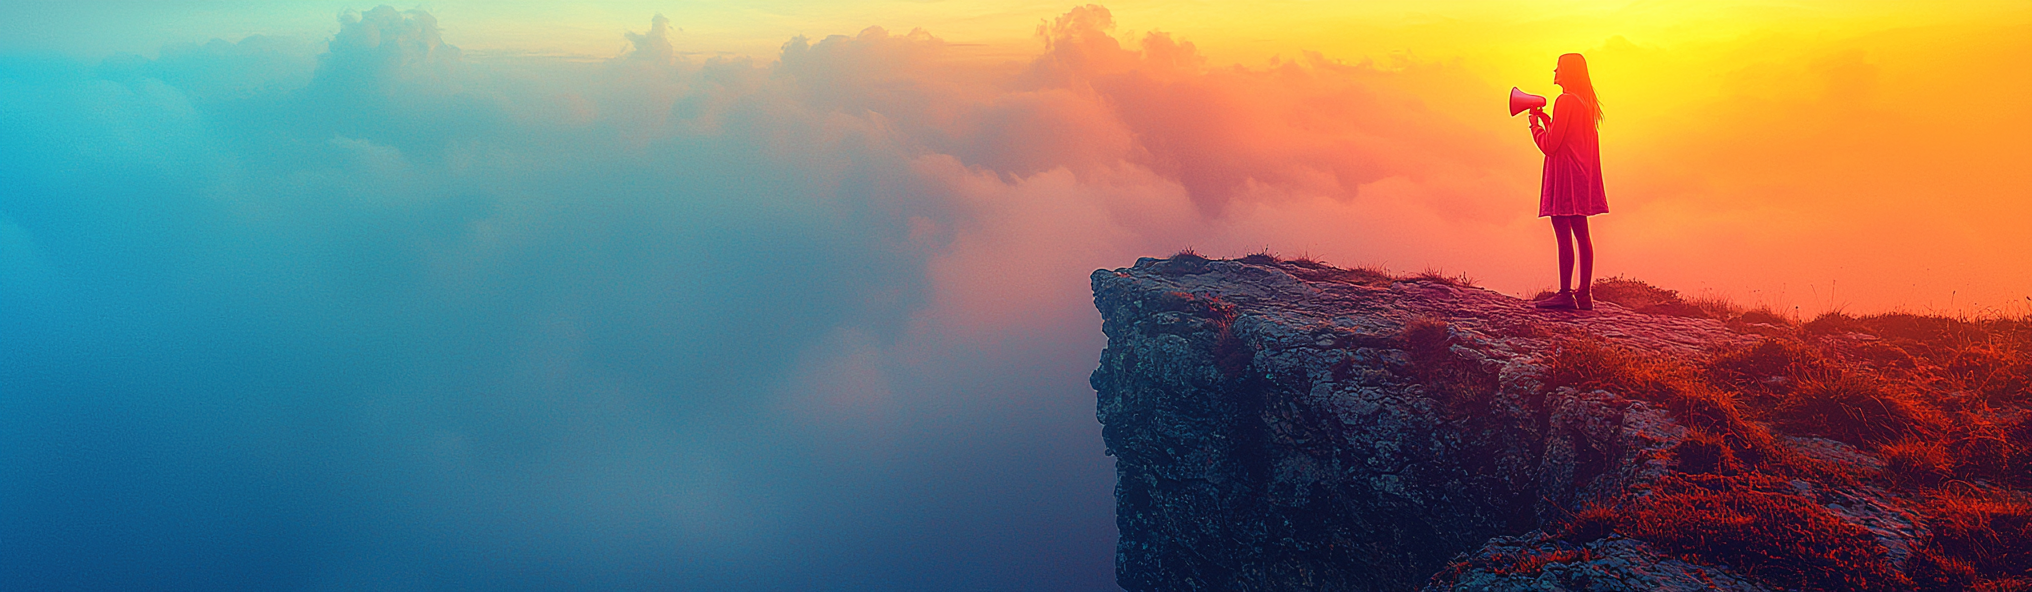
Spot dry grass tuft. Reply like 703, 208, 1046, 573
1919, 491, 2032, 584
1905, 547, 1980, 592
1624, 474, 1910, 591
1545, 338, 1788, 470
1706, 338, 1829, 396
1940, 339, 2032, 406
1412, 268, 1476, 288
1775, 372, 1945, 446
1278, 258, 1395, 286
1558, 504, 1622, 543
1236, 251, 1280, 265
1735, 308, 1792, 326
1804, 311, 1866, 336
1881, 439, 1954, 488
1401, 317, 1497, 414
1672, 427, 1743, 475
1587, 276, 1736, 318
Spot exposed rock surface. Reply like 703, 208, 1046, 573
1427, 532, 1771, 592
1088, 256, 1952, 591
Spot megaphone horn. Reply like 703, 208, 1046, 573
1509, 87, 1547, 116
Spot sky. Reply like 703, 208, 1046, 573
2, 2, 2030, 591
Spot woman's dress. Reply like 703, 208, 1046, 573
1534, 93, 1608, 217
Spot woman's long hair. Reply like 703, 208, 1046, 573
1558, 53, 1603, 128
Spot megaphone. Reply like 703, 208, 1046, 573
1509, 87, 1547, 116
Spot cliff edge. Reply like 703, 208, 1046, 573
1091, 254, 2032, 592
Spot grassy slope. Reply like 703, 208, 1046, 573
1549, 278, 2032, 592
1202, 251, 2032, 591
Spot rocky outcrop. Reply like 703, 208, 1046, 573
1089, 255, 1812, 591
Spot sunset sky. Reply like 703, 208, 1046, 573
4, 1, 2030, 590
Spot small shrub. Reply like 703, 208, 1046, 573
1882, 439, 1953, 488
1170, 247, 1207, 262
1624, 474, 1910, 591
1776, 372, 1944, 446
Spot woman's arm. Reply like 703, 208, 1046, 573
1533, 93, 1581, 155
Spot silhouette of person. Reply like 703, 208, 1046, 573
1530, 53, 1608, 311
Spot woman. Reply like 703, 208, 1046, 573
1530, 53, 1608, 310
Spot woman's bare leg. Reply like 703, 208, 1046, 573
1570, 216, 1594, 292
1551, 216, 1575, 293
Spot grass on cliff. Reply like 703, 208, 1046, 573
1530, 276, 1763, 320
1178, 250, 1461, 288
1627, 474, 1910, 591
1909, 490, 2032, 590
1542, 305, 2032, 591
1180, 255, 2032, 588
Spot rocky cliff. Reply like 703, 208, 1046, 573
1091, 255, 2032, 592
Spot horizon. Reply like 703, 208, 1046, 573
3, 2, 2030, 590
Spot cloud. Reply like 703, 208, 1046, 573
0, 6, 1534, 587
318, 5, 463, 93
624, 13, 677, 63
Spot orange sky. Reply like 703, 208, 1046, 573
12, 1, 2030, 315
877, 1, 2032, 318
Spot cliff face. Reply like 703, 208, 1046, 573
1090, 255, 1743, 591
1090, 255, 2024, 592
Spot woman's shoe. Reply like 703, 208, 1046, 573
1534, 290, 1576, 309
1575, 289, 1594, 311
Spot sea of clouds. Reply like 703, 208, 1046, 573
0, 6, 1522, 590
